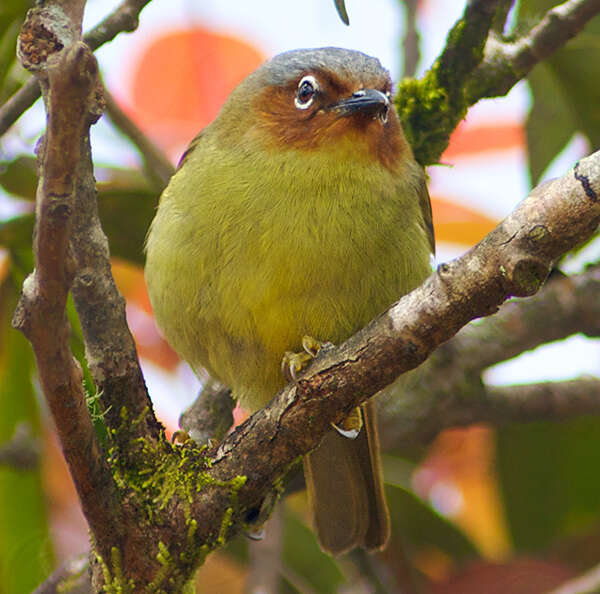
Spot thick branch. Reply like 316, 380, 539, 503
396, 0, 507, 164
379, 264, 600, 448
11, 37, 122, 561
438, 264, 600, 374
11, 3, 162, 584
195, 150, 600, 544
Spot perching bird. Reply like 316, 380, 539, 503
145, 47, 434, 555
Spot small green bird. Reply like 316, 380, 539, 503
145, 47, 434, 555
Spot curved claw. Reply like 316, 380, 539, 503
246, 528, 266, 541
332, 406, 363, 440
331, 422, 360, 439
281, 336, 326, 383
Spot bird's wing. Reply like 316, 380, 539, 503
177, 130, 206, 169
419, 176, 436, 255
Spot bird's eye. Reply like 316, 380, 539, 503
295, 75, 318, 109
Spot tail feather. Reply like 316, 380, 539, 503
303, 400, 390, 555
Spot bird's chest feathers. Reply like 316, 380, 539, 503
215, 150, 420, 346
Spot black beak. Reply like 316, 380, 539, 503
329, 88, 390, 121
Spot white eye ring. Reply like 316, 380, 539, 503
295, 75, 319, 110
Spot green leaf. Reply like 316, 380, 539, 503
333, 0, 349, 25
0, 155, 37, 200
0, 281, 53, 593
497, 417, 600, 552
385, 482, 479, 562
0, 1, 33, 102
282, 506, 345, 594
0, 165, 160, 265
95, 169, 159, 265
0, 213, 34, 252
526, 63, 576, 185
520, 1, 600, 183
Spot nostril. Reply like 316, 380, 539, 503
352, 90, 366, 98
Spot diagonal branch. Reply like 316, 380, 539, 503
378, 262, 600, 449
436, 0, 505, 94
201, 150, 600, 543
103, 88, 175, 189
437, 264, 600, 375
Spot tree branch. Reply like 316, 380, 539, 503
103, 88, 175, 190
401, 0, 420, 78
485, 379, 600, 422
11, 30, 123, 581
0, 0, 152, 137
11, 2, 163, 585
467, 0, 600, 101
379, 263, 600, 449
437, 0, 504, 93
382, 377, 600, 451
179, 380, 235, 445
436, 264, 600, 374
397, 0, 600, 166
202, 150, 600, 546
33, 554, 91, 594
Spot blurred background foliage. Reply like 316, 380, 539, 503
0, 0, 599, 592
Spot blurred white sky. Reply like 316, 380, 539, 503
2, 0, 598, 426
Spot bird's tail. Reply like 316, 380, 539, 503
303, 399, 390, 555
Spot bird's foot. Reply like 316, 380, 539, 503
281, 335, 327, 382
332, 406, 363, 439
282, 336, 363, 440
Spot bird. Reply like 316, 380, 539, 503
144, 47, 434, 555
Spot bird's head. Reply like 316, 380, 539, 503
214, 47, 411, 171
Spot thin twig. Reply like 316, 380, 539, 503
0, 79, 41, 137
401, 0, 420, 78
33, 554, 90, 594
103, 88, 174, 190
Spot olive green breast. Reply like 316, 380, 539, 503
145, 139, 433, 411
